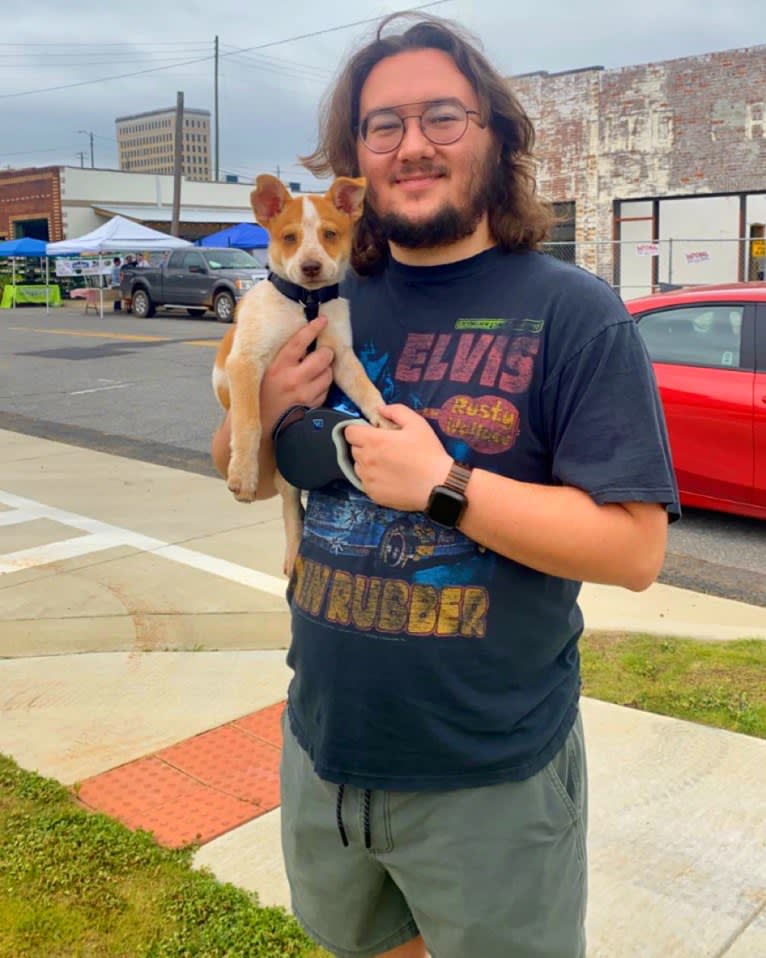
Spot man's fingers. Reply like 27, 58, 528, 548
283, 315, 328, 361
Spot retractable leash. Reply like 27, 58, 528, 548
272, 405, 372, 491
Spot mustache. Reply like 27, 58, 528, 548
389, 164, 449, 183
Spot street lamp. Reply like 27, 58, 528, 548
77, 130, 95, 168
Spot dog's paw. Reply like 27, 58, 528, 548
369, 412, 398, 430
227, 460, 258, 502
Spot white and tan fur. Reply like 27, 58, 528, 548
213, 174, 389, 576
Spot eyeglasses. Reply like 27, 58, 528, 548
358, 99, 484, 154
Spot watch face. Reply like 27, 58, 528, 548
427, 486, 467, 528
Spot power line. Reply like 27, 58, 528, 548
223, 51, 332, 82
0, 53, 215, 99
225, 1, 451, 55
0, 1, 451, 100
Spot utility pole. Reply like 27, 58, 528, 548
214, 35, 220, 182
171, 91, 184, 237
75, 151, 86, 168
77, 130, 95, 167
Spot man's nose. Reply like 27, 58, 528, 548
396, 117, 435, 159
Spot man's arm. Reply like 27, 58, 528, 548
210, 316, 335, 497
345, 404, 669, 592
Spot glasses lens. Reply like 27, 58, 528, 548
422, 102, 468, 143
362, 110, 404, 152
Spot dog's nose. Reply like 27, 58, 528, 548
301, 260, 322, 280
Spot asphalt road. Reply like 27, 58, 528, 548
1, 303, 764, 606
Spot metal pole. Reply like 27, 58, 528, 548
89, 131, 94, 168
214, 35, 219, 182
668, 237, 673, 286
171, 91, 184, 237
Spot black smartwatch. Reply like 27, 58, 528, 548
425, 461, 472, 528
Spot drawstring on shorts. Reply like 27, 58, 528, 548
335, 784, 349, 847
335, 785, 373, 849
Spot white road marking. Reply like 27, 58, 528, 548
0, 510, 35, 527
0, 489, 286, 596
69, 383, 133, 396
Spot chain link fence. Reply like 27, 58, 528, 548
542, 238, 766, 300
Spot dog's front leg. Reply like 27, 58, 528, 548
319, 303, 392, 428
274, 471, 304, 578
226, 351, 264, 502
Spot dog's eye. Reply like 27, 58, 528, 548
283, 232, 298, 244
323, 229, 337, 241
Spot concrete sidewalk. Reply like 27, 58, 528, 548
1, 427, 765, 957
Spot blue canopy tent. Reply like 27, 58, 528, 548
0, 237, 53, 311
197, 223, 269, 250
0, 237, 48, 256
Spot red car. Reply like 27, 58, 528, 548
625, 282, 766, 520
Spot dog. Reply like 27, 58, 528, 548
213, 174, 390, 576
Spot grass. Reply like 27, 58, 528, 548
581, 632, 766, 738
0, 756, 328, 958
1, 632, 764, 955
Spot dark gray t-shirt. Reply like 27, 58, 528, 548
286, 247, 679, 791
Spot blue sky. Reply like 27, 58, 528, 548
4, 0, 763, 189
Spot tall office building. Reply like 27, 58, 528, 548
115, 107, 212, 181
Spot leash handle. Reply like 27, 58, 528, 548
331, 419, 373, 491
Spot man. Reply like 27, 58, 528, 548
109, 256, 122, 312
212, 13, 679, 958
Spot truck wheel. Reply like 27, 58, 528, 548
187, 308, 207, 317
214, 291, 235, 323
132, 288, 155, 318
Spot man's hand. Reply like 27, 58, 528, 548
260, 315, 335, 435
344, 404, 452, 512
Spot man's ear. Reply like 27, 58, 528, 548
327, 177, 367, 223
251, 174, 292, 225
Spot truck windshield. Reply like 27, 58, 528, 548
203, 250, 259, 269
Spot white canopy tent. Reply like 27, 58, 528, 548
46, 216, 191, 317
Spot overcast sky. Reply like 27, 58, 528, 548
5, 0, 764, 191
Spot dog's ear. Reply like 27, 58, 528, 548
251, 175, 291, 225
327, 177, 367, 223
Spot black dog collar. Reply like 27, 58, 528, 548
268, 271, 340, 321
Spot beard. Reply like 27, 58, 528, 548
367, 152, 495, 250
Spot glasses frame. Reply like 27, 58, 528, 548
357, 98, 484, 154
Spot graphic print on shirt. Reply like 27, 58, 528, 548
295, 315, 544, 640
395, 318, 541, 456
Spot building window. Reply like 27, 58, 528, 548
544, 201, 576, 264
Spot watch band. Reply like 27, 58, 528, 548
444, 460, 472, 494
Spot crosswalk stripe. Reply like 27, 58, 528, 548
0, 489, 286, 596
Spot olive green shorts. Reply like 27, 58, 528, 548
280, 711, 588, 958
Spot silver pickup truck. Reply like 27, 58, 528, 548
121, 247, 267, 322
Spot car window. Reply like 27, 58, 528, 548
202, 250, 258, 270
181, 252, 206, 270
637, 305, 743, 368
167, 250, 185, 269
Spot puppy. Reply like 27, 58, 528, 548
213, 174, 389, 576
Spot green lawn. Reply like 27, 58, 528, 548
1, 632, 764, 956
0, 756, 327, 958
581, 632, 766, 738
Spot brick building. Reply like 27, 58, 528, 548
513, 43, 766, 294
0, 167, 63, 243
0, 166, 259, 245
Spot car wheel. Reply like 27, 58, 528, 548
131, 288, 155, 318
186, 307, 207, 317
214, 291, 235, 323
380, 521, 416, 569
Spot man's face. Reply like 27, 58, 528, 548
356, 48, 496, 250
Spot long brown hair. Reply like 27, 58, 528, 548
301, 12, 554, 274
